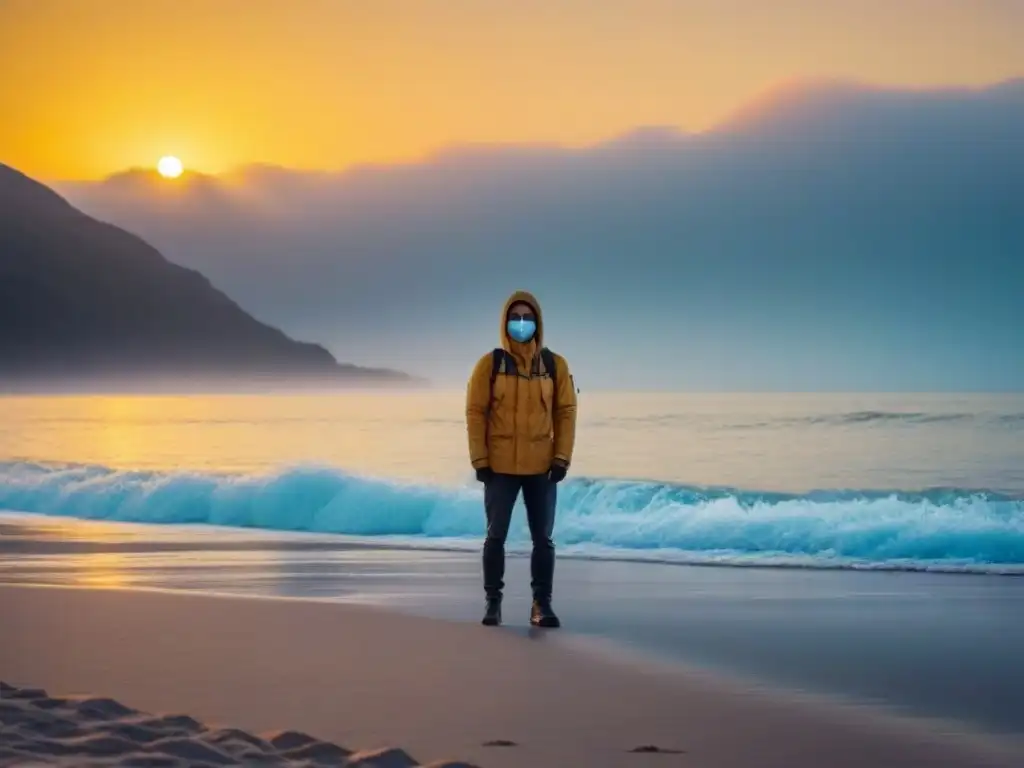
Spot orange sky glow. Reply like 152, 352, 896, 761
2, 0, 1022, 181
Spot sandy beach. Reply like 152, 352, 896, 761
1, 584, 1021, 768
0, 680, 470, 768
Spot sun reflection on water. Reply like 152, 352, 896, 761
77, 551, 131, 588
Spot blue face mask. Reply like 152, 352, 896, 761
506, 318, 537, 343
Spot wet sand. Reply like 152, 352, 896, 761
2, 512, 1023, 736
2, 584, 1022, 768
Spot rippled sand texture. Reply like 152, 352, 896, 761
0, 682, 477, 767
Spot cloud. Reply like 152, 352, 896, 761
53, 80, 1024, 390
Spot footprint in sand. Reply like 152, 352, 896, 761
629, 744, 687, 755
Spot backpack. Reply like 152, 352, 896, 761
489, 347, 558, 406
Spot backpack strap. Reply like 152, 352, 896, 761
539, 347, 556, 396
490, 348, 513, 383
489, 348, 512, 413
489, 347, 559, 408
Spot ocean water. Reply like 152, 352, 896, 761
3, 390, 1024, 737
1, 391, 1022, 574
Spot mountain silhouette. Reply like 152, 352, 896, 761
0, 163, 413, 388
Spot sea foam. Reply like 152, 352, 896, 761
1, 461, 1021, 574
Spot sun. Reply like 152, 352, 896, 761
157, 155, 183, 178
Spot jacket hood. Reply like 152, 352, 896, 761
500, 289, 544, 352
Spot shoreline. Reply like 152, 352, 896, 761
9, 579, 1023, 746
3, 509, 1022, 577
4, 511, 1024, 738
2, 584, 1021, 768
7, 579, 1024, 739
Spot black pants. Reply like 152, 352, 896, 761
483, 472, 556, 602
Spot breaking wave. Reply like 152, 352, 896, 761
1, 461, 1022, 574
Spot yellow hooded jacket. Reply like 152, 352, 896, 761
465, 290, 578, 476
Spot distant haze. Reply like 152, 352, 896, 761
54, 81, 1024, 391
0, 162, 418, 389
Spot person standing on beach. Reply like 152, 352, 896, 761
465, 290, 578, 628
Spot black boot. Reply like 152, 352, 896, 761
482, 597, 502, 626
530, 597, 560, 628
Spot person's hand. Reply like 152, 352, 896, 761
548, 460, 568, 484
475, 466, 494, 484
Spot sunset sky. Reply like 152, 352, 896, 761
3, 0, 1023, 181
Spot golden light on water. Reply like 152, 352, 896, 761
0, 394, 474, 480
7, 518, 137, 589
78, 551, 132, 588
